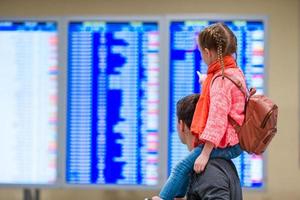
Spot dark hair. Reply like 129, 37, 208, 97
176, 94, 200, 129
198, 22, 237, 70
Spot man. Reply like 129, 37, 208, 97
153, 94, 242, 200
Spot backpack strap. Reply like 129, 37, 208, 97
211, 73, 248, 132
211, 74, 248, 98
228, 115, 241, 132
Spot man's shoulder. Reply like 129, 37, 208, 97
187, 158, 243, 200
190, 158, 237, 182
201, 158, 237, 175
207, 158, 237, 171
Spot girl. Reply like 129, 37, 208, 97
152, 22, 247, 200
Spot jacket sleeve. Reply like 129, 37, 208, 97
199, 77, 232, 147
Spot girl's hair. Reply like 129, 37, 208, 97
198, 22, 237, 69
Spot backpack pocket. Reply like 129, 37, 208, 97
254, 128, 277, 154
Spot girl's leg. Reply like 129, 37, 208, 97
210, 144, 243, 160
159, 146, 202, 200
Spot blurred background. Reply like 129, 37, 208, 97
0, 0, 299, 199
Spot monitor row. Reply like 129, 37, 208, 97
0, 17, 265, 189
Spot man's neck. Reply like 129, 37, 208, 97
185, 130, 197, 151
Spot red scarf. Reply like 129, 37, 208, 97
190, 56, 237, 142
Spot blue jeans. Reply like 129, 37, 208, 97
159, 144, 243, 200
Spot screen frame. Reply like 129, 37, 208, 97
0, 15, 269, 192
164, 14, 269, 192
0, 17, 63, 189
62, 15, 165, 190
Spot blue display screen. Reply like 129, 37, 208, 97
0, 21, 57, 31
66, 21, 160, 185
0, 21, 58, 184
168, 20, 265, 188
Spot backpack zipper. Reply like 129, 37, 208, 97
261, 105, 278, 129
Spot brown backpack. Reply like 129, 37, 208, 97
213, 74, 278, 155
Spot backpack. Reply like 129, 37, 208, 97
212, 74, 278, 155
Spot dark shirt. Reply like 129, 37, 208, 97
186, 158, 242, 200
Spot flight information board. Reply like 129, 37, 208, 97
66, 21, 160, 186
0, 21, 58, 184
168, 20, 265, 188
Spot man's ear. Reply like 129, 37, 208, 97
179, 120, 185, 133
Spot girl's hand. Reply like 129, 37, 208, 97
151, 196, 162, 200
193, 153, 209, 173
196, 71, 207, 84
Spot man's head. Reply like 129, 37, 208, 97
176, 94, 200, 149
